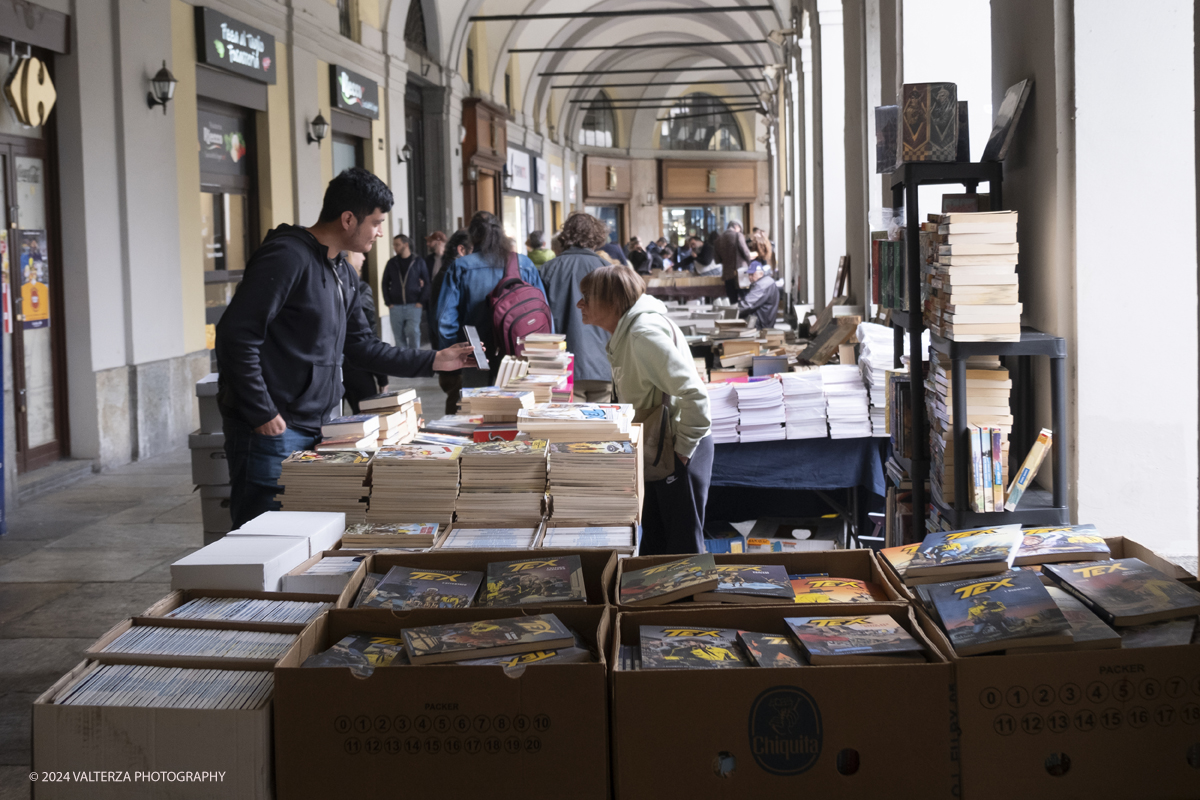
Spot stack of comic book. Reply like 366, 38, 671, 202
455, 439, 548, 524
459, 387, 534, 422
367, 444, 462, 524
547, 440, 639, 524
278, 451, 372, 524
516, 403, 634, 442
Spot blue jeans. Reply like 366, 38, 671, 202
389, 304, 422, 350
223, 418, 318, 529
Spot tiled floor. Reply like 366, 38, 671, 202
0, 375, 451, 800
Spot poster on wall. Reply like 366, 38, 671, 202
549, 164, 564, 202
507, 149, 532, 193
19, 230, 49, 330
0, 231, 10, 335
535, 157, 548, 196
197, 107, 249, 176
568, 172, 577, 204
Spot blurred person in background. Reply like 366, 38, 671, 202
382, 234, 429, 350
340, 250, 387, 413
526, 230, 554, 269
714, 221, 752, 304
738, 260, 780, 331
431, 228, 473, 414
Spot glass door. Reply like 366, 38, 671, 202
585, 205, 623, 245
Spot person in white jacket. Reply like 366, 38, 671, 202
578, 265, 713, 555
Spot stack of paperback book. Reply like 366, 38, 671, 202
317, 414, 380, 452
707, 382, 740, 443
52, 664, 274, 709
341, 522, 440, 550
402, 613, 578, 665
540, 525, 636, 551
857, 322, 895, 437
516, 403, 634, 442
367, 444, 462, 525
278, 451, 372, 524
164, 596, 332, 626
436, 527, 539, 549
735, 377, 786, 442
100, 626, 297, 662
786, 615, 927, 664
780, 368, 827, 439
822, 364, 872, 438
496, 357, 567, 402
520, 333, 574, 397
547, 441, 639, 524
455, 439, 548, 524
362, 388, 419, 446
925, 352, 1011, 514
928, 210, 1021, 342
459, 388, 535, 422
421, 415, 482, 437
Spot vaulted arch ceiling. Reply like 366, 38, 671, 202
388, 0, 786, 148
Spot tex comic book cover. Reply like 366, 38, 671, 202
548, 441, 635, 456
373, 444, 463, 461
303, 633, 408, 668
403, 614, 572, 660
906, 525, 1022, 571
360, 566, 483, 610
639, 626, 749, 669
483, 556, 586, 606
790, 577, 886, 604
926, 569, 1070, 652
737, 631, 807, 667
619, 554, 718, 604
707, 564, 794, 599
1043, 558, 1200, 623
786, 615, 924, 659
461, 439, 548, 456
282, 450, 371, 466
1014, 524, 1110, 565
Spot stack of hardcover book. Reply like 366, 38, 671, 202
547, 440, 639, 524
780, 368, 827, 439
927, 210, 1021, 342
366, 444, 462, 525
455, 439, 548, 525
278, 451, 371, 524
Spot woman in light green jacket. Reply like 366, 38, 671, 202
578, 265, 713, 555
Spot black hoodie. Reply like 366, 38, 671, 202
216, 225, 436, 434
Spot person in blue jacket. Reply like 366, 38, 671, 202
435, 210, 548, 382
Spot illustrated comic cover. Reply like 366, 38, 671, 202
693, 564, 794, 602
926, 569, 1071, 655
619, 554, 719, 605
786, 615, 925, 662
639, 626, 749, 670
879, 543, 919, 576
548, 441, 635, 456
302, 633, 408, 668
905, 525, 1023, 577
790, 577, 887, 604
1119, 617, 1197, 649
403, 614, 573, 664
373, 445, 463, 461
461, 439, 548, 456
360, 566, 483, 610
457, 646, 593, 666
1014, 524, 1110, 565
737, 631, 807, 667
1043, 558, 1200, 626
282, 450, 371, 466
483, 556, 586, 606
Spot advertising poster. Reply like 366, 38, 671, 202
20, 230, 49, 329
0, 230, 10, 334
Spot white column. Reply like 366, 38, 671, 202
799, 27, 816, 307
816, 0, 846, 304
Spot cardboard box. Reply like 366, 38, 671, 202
199, 484, 233, 534
228, 510, 345, 557
279, 552, 368, 595
614, 549, 907, 609
136, 584, 362, 631
918, 537, 1200, 799
170, 535, 311, 592
196, 373, 223, 435
273, 606, 611, 800
32, 657, 274, 799
611, 605, 956, 798
366, 548, 616, 608
189, 430, 229, 485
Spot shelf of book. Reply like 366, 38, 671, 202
930, 487, 1068, 528
885, 161, 1004, 538
929, 329, 1066, 358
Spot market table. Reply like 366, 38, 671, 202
706, 436, 889, 545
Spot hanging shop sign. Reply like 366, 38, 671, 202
535, 157, 548, 196
4, 56, 56, 127
197, 106, 250, 176
195, 7, 276, 84
332, 65, 379, 120
506, 148, 531, 193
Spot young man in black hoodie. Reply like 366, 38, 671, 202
216, 168, 474, 528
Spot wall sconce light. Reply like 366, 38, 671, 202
307, 113, 329, 146
397, 142, 414, 164
606, 165, 617, 191
502, 164, 512, 191
459, 124, 468, 144
146, 60, 177, 115
643, 191, 656, 207
466, 164, 479, 182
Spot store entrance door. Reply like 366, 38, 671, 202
3, 136, 65, 473
404, 85, 427, 249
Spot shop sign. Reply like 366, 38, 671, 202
549, 164, 563, 202
197, 107, 250, 176
195, 7, 276, 84
4, 57, 56, 127
506, 148, 531, 193
535, 157, 548, 196
332, 65, 379, 119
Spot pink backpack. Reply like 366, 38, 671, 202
489, 253, 552, 356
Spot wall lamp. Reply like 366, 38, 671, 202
307, 113, 329, 146
397, 142, 414, 164
502, 164, 512, 191
146, 61, 177, 114
466, 165, 479, 182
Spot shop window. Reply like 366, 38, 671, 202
338, 0, 357, 41
332, 132, 363, 177
579, 91, 615, 148
505, 73, 513, 113
660, 93, 744, 151
585, 205, 622, 245
467, 48, 476, 92
661, 205, 746, 245
404, 0, 428, 54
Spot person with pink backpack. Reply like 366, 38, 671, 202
435, 211, 551, 382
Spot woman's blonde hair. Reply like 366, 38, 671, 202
752, 229, 774, 267
579, 265, 645, 318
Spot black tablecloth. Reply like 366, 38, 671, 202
709, 437, 888, 496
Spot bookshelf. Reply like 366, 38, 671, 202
887, 161, 1004, 538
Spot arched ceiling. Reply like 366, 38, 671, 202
388, 0, 788, 150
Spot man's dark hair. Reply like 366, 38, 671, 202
527, 230, 545, 249
726, 220, 742, 231
394, 233, 411, 246
468, 210, 511, 266
446, 228, 473, 258
318, 167, 394, 224
559, 211, 607, 250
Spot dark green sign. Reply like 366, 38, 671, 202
195, 7, 276, 85
331, 65, 380, 119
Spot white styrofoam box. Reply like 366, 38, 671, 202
189, 430, 228, 485
198, 394, 222, 434
198, 484, 232, 534
231, 511, 345, 556
196, 373, 219, 397
170, 534, 310, 592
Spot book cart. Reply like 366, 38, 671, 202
886, 161, 1069, 535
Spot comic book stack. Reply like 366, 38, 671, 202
361, 388, 419, 447
857, 322, 895, 437
367, 444, 462, 525
926, 210, 1021, 342
780, 368, 827, 439
520, 333, 574, 399
454, 439, 548, 525
516, 403, 634, 443
459, 388, 534, 423
822, 364, 872, 439
495, 357, 566, 403
278, 451, 372, 524
925, 353, 1011, 520
547, 440, 639, 524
